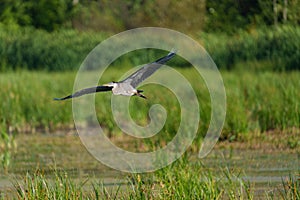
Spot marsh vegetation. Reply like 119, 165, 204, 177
1, 1, 300, 198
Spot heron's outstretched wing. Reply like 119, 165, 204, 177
121, 50, 176, 88
54, 85, 113, 100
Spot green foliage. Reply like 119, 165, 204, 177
0, 0, 76, 31
0, 0, 31, 26
201, 25, 300, 71
0, 70, 299, 142
205, 0, 300, 33
266, 174, 300, 199
119, 158, 253, 199
205, 0, 261, 33
278, 174, 300, 199
12, 158, 254, 199
28, 0, 74, 31
258, 0, 300, 26
1, 25, 300, 71
221, 71, 300, 138
0, 127, 16, 173
0, 25, 107, 71
14, 170, 86, 199
1, 0, 300, 33
68, 0, 206, 33
0, 0, 206, 33
0, 71, 75, 132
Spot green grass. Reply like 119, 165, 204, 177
10, 156, 254, 200
278, 174, 300, 200
0, 130, 16, 173
0, 131, 297, 199
0, 69, 299, 144
10, 159, 299, 199
9, 154, 299, 199
0, 71, 76, 132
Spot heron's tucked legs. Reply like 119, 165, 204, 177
135, 90, 147, 99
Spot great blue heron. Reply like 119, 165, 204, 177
54, 50, 176, 100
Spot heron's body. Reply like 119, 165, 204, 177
54, 50, 176, 101
110, 82, 137, 96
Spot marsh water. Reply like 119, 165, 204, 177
0, 133, 299, 197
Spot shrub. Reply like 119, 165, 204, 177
200, 25, 300, 71
0, 24, 107, 71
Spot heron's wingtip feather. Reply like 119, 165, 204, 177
53, 97, 64, 101
169, 48, 177, 55
53, 95, 72, 101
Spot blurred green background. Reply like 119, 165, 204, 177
0, 2, 299, 198
0, 0, 299, 145
0, 0, 300, 71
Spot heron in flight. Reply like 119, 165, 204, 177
54, 50, 176, 100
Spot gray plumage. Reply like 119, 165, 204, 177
120, 51, 176, 88
54, 50, 176, 100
